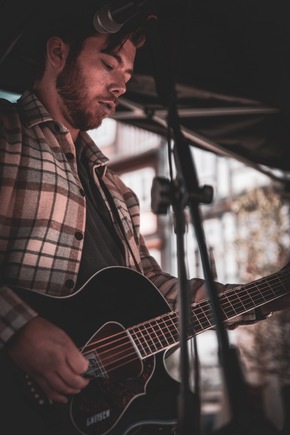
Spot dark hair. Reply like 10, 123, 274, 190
35, 2, 147, 80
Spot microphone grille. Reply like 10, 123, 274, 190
93, 5, 123, 33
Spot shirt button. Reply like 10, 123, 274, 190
65, 279, 74, 289
79, 188, 85, 197
66, 152, 74, 161
75, 231, 83, 240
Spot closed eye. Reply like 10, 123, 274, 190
102, 60, 114, 71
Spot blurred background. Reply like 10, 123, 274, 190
2, 0, 290, 433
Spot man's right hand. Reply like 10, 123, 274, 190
7, 316, 90, 403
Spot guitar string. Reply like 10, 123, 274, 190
82, 270, 284, 360
82, 276, 288, 364
80, 272, 290, 376
80, 274, 288, 362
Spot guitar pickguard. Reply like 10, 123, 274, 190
71, 354, 155, 434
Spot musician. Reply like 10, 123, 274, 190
0, 5, 288, 435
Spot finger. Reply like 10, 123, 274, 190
56, 358, 90, 390
35, 376, 70, 404
67, 352, 89, 375
58, 370, 90, 391
36, 369, 87, 401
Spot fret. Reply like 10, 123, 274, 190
237, 290, 253, 310
156, 315, 175, 348
129, 313, 178, 358
230, 291, 248, 314
251, 282, 266, 305
240, 289, 256, 310
130, 326, 150, 358
275, 275, 288, 298
222, 287, 261, 320
222, 268, 290, 320
150, 318, 168, 349
127, 266, 290, 360
139, 323, 159, 353
220, 293, 237, 319
164, 313, 179, 344
192, 302, 214, 333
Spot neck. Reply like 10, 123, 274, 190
32, 82, 80, 142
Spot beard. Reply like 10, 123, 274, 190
56, 59, 105, 131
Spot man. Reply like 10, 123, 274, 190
0, 6, 288, 435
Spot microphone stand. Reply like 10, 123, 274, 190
146, 17, 280, 435
173, 174, 200, 435
168, 91, 280, 435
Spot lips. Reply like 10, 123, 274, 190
98, 100, 115, 116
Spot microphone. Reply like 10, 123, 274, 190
93, 0, 149, 33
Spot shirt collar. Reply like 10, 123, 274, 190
77, 132, 109, 174
17, 90, 58, 128
17, 90, 109, 172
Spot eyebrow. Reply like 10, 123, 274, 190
101, 49, 134, 77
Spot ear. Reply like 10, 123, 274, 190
46, 37, 68, 69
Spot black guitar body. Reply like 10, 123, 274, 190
1, 267, 193, 435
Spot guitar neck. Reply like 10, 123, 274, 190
129, 265, 290, 359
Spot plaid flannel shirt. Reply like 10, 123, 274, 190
0, 90, 256, 349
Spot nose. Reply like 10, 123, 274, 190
110, 74, 127, 97
111, 84, 126, 97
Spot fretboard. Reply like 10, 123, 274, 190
129, 265, 290, 359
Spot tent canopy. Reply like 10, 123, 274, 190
1, 0, 290, 179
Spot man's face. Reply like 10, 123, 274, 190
56, 33, 136, 131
